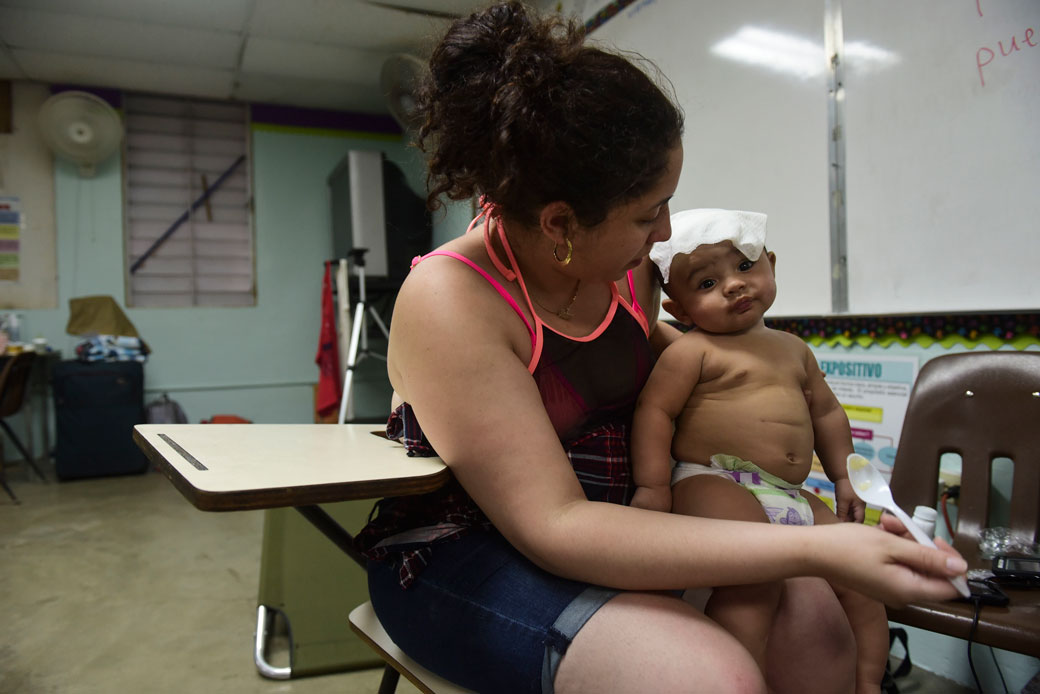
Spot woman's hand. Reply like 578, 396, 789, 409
876, 510, 945, 542
809, 521, 968, 608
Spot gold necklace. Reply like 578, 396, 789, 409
532, 278, 581, 320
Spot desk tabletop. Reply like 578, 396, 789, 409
134, 424, 450, 512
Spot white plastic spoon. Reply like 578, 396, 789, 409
846, 453, 970, 598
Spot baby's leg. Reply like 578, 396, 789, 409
802, 491, 889, 694
673, 474, 782, 675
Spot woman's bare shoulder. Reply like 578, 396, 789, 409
388, 235, 533, 397
397, 234, 523, 326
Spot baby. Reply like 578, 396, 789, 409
631, 209, 889, 694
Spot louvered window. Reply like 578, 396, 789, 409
124, 94, 254, 307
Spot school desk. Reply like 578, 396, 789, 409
132, 423, 450, 563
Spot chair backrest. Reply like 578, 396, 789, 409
0, 352, 37, 419
889, 351, 1040, 566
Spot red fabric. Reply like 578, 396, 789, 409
202, 415, 252, 424
314, 261, 342, 417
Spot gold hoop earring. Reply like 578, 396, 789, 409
553, 239, 573, 266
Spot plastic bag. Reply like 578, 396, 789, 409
146, 393, 188, 424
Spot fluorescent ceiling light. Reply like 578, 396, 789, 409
844, 40, 900, 70
711, 26, 898, 79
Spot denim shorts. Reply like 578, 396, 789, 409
367, 529, 618, 694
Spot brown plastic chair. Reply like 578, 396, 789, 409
0, 352, 46, 502
886, 351, 1040, 657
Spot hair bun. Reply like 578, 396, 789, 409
416, 1, 682, 227
429, 2, 577, 95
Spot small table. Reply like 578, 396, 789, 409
135, 423, 459, 692
134, 423, 450, 563
134, 423, 449, 511
136, 424, 449, 566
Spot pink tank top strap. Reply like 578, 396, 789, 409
411, 250, 535, 342
485, 215, 545, 370
471, 199, 517, 282
479, 202, 650, 342
619, 270, 649, 336
417, 205, 651, 372
482, 221, 517, 282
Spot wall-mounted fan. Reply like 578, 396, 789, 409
381, 53, 427, 132
38, 90, 124, 177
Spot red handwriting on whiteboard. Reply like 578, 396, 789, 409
976, 25, 1037, 87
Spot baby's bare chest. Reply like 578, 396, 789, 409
697, 339, 808, 396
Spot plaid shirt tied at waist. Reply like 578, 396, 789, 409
354, 403, 635, 589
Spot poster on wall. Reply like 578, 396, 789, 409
0, 196, 21, 282
804, 353, 919, 516
0, 83, 59, 308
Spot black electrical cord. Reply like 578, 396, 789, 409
988, 646, 1010, 693
966, 579, 1011, 694
968, 595, 985, 693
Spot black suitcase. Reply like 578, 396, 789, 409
52, 360, 149, 480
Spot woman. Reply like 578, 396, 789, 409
356, 3, 967, 693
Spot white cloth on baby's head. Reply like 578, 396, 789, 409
650, 208, 768, 284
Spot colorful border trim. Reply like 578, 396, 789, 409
251, 122, 403, 142
250, 103, 401, 135
765, 313, 1040, 350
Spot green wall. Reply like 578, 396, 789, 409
15, 125, 467, 425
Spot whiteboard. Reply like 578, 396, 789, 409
584, 0, 1040, 316
843, 0, 1040, 313
591, 0, 833, 316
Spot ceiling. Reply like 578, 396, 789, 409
0, 0, 489, 115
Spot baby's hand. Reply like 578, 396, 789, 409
631, 485, 672, 513
833, 478, 866, 523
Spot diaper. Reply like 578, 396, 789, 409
671, 454, 814, 526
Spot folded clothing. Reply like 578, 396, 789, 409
75, 335, 148, 362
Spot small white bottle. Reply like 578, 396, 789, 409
911, 505, 937, 538
6, 313, 19, 343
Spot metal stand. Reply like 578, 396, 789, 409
0, 420, 47, 482
337, 249, 389, 424
253, 605, 291, 679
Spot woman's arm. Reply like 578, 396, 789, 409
388, 257, 966, 604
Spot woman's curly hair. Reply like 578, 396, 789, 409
416, 1, 684, 229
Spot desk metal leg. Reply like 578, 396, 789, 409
379, 664, 401, 694
1, 477, 19, 504
254, 605, 292, 680
293, 505, 368, 569
0, 420, 47, 481
291, 506, 399, 688
256, 507, 370, 681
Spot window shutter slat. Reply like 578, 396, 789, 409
125, 94, 254, 307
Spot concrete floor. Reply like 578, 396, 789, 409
2, 463, 974, 694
